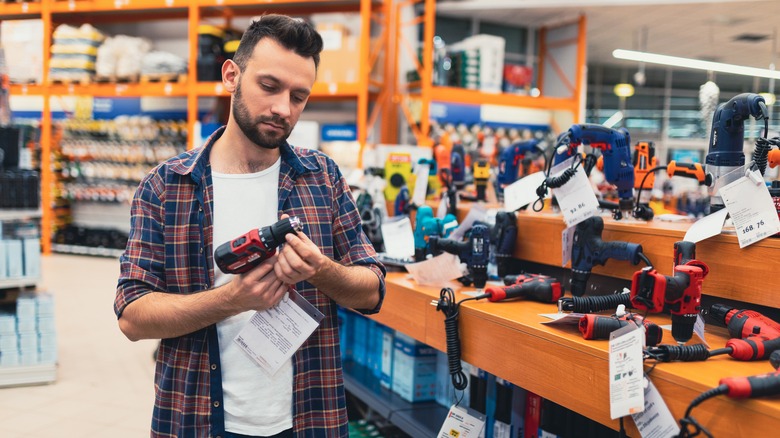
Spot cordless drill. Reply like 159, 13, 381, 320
630, 241, 709, 344
570, 216, 645, 297
215, 217, 302, 274
567, 124, 635, 211
429, 223, 490, 288
481, 274, 563, 303
709, 304, 780, 361
497, 138, 543, 195
578, 313, 663, 346
492, 211, 517, 278
473, 159, 490, 202
706, 93, 768, 212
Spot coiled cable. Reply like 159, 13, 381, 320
436, 287, 482, 391
751, 134, 779, 176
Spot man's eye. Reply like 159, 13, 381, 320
261, 83, 276, 91
292, 95, 306, 103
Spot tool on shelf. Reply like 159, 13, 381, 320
492, 211, 517, 278
496, 138, 544, 196
413, 205, 458, 262
429, 223, 490, 289
215, 216, 302, 274
578, 312, 663, 346
481, 274, 563, 303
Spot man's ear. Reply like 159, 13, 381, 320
222, 59, 240, 93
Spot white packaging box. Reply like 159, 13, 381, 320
0, 334, 18, 351
391, 332, 437, 403
37, 317, 56, 334
0, 240, 6, 279
0, 313, 15, 334
6, 240, 23, 278
39, 333, 57, 351
23, 238, 40, 278
35, 292, 55, 317
19, 351, 39, 365
16, 315, 36, 333
451, 34, 506, 93
0, 351, 20, 367
1, 20, 45, 83
39, 350, 57, 364
379, 325, 394, 390
18, 332, 38, 353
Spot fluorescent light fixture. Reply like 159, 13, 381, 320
613, 49, 780, 80
602, 111, 623, 128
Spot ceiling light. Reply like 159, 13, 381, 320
613, 83, 635, 98
613, 49, 780, 80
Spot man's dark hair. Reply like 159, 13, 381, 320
233, 14, 323, 71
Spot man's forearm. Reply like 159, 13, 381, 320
310, 260, 380, 310
118, 285, 236, 341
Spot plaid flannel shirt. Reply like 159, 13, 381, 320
115, 127, 386, 437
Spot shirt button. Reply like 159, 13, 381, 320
211, 363, 217, 371
199, 247, 204, 254
199, 206, 203, 212
213, 401, 220, 408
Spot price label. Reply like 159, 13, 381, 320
718, 169, 780, 248
561, 225, 575, 267
550, 158, 599, 227
411, 163, 429, 207
502, 171, 546, 212
609, 323, 644, 419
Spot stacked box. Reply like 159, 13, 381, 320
6, 240, 22, 278
23, 238, 40, 278
391, 332, 436, 403
450, 34, 506, 93
449, 50, 480, 89
0, 309, 18, 367
36, 293, 57, 364
352, 313, 369, 366
16, 293, 38, 365
379, 325, 394, 390
49, 23, 105, 82
0, 20, 44, 83
337, 306, 353, 362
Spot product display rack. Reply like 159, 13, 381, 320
369, 206, 780, 437
1, 0, 392, 254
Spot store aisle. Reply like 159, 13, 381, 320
0, 254, 157, 437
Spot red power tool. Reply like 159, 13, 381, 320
630, 241, 709, 344
215, 217, 303, 274
479, 274, 563, 303
578, 313, 663, 346
710, 304, 780, 361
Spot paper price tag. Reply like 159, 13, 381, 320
437, 195, 449, 219
412, 163, 430, 206
561, 225, 576, 267
503, 171, 547, 212
683, 208, 728, 243
718, 169, 780, 248
631, 377, 680, 438
405, 253, 467, 286
550, 158, 599, 227
380, 216, 415, 258
438, 404, 486, 438
539, 313, 585, 325
609, 324, 645, 419
449, 204, 487, 241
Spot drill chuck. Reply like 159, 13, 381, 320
709, 303, 734, 325
671, 313, 697, 344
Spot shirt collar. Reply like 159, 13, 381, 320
169, 125, 320, 179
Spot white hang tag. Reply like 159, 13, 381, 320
405, 253, 467, 286
234, 289, 324, 375
412, 163, 430, 206
694, 314, 710, 348
449, 204, 487, 241
503, 171, 547, 212
437, 404, 486, 438
718, 169, 780, 248
380, 216, 415, 258
682, 208, 728, 243
609, 323, 645, 419
550, 159, 599, 227
539, 313, 586, 325
630, 376, 680, 438
561, 225, 576, 267
438, 195, 450, 218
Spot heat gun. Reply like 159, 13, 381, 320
570, 216, 646, 297
630, 241, 709, 344
482, 274, 562, 303
430, 223, 490, 288
706, 93, 768, 212
215, 217, 302, 274
578, 313, 663, 346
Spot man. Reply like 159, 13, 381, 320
115, 15, 385, 438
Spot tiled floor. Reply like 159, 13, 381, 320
0, 254, 158, 437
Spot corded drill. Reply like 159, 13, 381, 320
481, 274, 563, 303
630, 241, 709, 344
430, 223, 490, 288
710, 304, 780, 361
497, 138, 544, 195
570, 216, 647, 296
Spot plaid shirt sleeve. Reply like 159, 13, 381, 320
114, 168, 167, 318
328, 160, 386, 315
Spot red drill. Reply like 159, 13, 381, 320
215, 217, 302, 274
630, 241, 709, 344
710, 304, 780, 361
480, 274, 563, 303
578, 313, 663, 346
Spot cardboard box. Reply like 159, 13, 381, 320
391, 332, 437, 402
380, 325, 394, 389
317, 35, 359, 84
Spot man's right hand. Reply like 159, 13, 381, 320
225, 255, 289, 313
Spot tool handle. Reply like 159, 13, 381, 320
486, 277, 561, 303
674, 241, 696, 266
600, 241, 644, 265
721, 371, 780, 398
727, 336, 780, 361
667, 161, 712, 186
579, 315, 627, 340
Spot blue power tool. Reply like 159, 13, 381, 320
430, 223, 490, 288
497, 138, 544, 194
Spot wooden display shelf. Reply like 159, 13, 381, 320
374, 273, 780, 437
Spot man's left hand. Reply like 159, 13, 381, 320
275, 216, 330, 285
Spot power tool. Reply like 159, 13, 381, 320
481, 273, 562, 303
570, 216, 647, 297
473, 159, 490, 202
633, 141, 657, 193
492, 211, 517, 278
630, 241, 709, 344
710, 304, 780, 361
383, 152, 414, 204
430, 223, 490, 288
497, 138, 543, 194
578, 313, 663, 346
706, 93, 768, 212
356, 192, 384, 252
563, 124, 635, 211
665, 161, 713, 186
413, 205, 457, 262
215, 217, 303, 274
677, 360, 780, 437
393, 185, 411, 216
451, 148, 467, 190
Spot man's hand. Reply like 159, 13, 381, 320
227, 255, 289, 312
275, 214, 329, 285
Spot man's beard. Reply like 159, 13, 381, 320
232, 81, 292, 150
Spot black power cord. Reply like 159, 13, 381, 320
632, 165, 668, 220
533, 148, 585, 212
677, 384, 729, 438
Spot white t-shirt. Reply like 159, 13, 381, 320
211, 158, 293, 436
